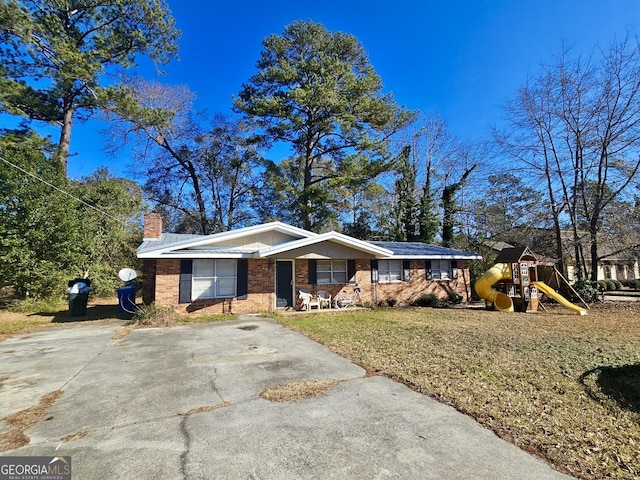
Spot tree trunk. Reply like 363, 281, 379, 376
57, 104, 74, 175
303, 148, 314, 231
441, 164, 477, 248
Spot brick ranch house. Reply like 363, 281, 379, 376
137, 213, 482, 315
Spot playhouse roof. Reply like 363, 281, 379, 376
495, 246, 538, 263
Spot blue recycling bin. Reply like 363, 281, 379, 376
116, 285, 137, 314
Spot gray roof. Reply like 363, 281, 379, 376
136, 231, 481, 261
370, 241, 481, 259
137, 233, 201, 253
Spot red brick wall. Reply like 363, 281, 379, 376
150, 258, 473, 314
143, 213, 162, 239
373, 260, 472, 306
141, 259, 156, 304
291, 259, 472, 307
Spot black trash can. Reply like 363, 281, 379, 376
68, 292, 90, 317
116, 285, 137, 314
68, 279, 92, 317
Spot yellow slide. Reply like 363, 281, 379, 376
532, 281, 587, 315
474, 263, 514, 312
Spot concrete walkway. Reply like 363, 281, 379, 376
0, 317, 574, 479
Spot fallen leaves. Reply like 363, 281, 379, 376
0, 390, 63, 451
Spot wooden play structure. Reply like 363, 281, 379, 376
475, 246, 587, 315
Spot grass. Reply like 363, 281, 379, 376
0, 296, 237, 341
278, 304, 640, 480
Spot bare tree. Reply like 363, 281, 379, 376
495, 35, 640, 280
104, 78, 263, 234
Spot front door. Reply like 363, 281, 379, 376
276, 261, 294, 308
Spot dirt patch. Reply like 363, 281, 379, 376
260, 379, 343, 402
178, 401, 231, 416
61, 430, 90, 442
112, 325, 135, 340
0, 390, 63, 451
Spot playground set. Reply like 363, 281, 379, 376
475, 246, 587, 315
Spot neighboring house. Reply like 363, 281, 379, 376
492, 229, 640, 282
137, 213, 482, 315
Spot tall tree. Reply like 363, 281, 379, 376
411, 115, 457, 244
391, 146, 419, 241
234, 20, 415, 231
0, 130, 142, 297
441, 164, 477, 247
0, 0, 180, 174
495, 36, 640, 280
105, 79, 263, 234
0, 129, 81, 297
471, 173, 542, 242
70, 167, 144, 294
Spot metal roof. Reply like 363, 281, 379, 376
370, 241, 482, 259
136, 224, 482, 261
137, 233, 200, 253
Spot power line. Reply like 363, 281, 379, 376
0, 154, 123, 223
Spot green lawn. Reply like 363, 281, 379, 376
278, 304, 640, 480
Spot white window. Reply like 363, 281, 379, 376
317, 260, 347, 284
192, 259, 237, 299
430, 260, 452, 280
379, 260, 403, 283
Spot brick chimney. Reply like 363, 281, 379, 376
143, 213, 162, 240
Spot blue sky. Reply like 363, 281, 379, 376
58, 0, 640, 179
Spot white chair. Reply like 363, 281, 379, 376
317, 290, 332, 309
298, 290, 320, 311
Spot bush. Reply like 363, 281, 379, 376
612, 280, 623, 290
377, 297, 398, 308
130, 304, 180, 327
572, 280, 599, 304
447, 291, 463, 305
413, 293, 443, 308
605, 280, 617, 291
597, 280, 608, 291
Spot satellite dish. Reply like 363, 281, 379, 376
118, 268, 138, 282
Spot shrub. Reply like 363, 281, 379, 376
572, 280, 599, 304
605, 280, 617, 291
612, 280, 623, 290
447, 291, 463, 305
377, 298, 398, 308
597, 280, 608, 291
130, 304, 180, 327
413, 293, 442, 308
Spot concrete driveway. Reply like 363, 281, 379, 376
0, 316, 574, 479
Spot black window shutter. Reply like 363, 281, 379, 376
371, 259, 379, 283
426, 260, 432, 280
309, 259, 317, 284
179, 260, 193, 304
347, 260, 356, 283
237, 259, 248, 300
403, 260, 411, 282
451, 260, 458, 279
